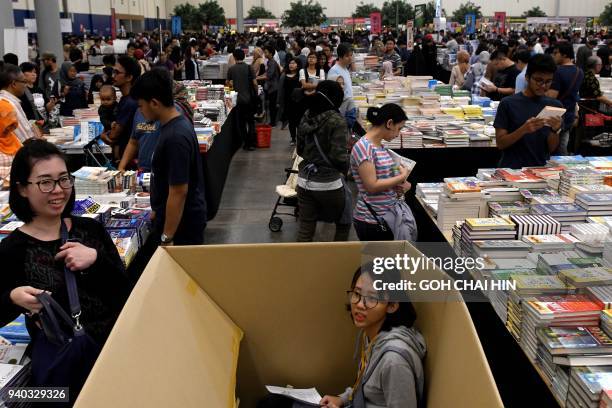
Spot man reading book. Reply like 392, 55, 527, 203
494, 54, 563, 169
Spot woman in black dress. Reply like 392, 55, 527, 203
0, 140, 131, 402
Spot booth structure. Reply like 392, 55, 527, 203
75, 241, 503, 408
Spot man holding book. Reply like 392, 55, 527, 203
494, 54, 564, 169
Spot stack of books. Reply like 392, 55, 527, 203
568, 184, 612, 199
531, 204, 588, 232
586, 287, 612, 310
471, 240, 531, 259
72, 166, 114, 195
575, 194, 612, 217
521, 295, 603, 361
415, 182, 444, 214
559, 267, 612, 288
536, 252, 604, 275
547, 155, 589, 167
559, 168, 605, 198
535, 342, 571, 403
437, 181, 484, 231
488, 201, 531, 217
536, 327, 612, 403
400, 129, 424, 148
567, 366, 612, 408
511, 275, 568, 296
495, 169, 548, 189
570, 223, 610, 242
520, 188, 563, 204
459, 218, 517, 256
537, 326, 612, 364
442, 129, 469, 147
509, 214, 561, 239
507, 292, 524, 341
522, 234, 580, 252
482, 187, 522, 203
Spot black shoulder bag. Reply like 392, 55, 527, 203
30, 220, 101, 405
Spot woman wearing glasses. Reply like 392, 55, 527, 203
0, 140, 130, 395
320, 265, 426, 408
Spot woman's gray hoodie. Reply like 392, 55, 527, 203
339, 326, 426, 408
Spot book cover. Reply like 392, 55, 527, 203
465, 217, 515, 229
560, 268, 612, 285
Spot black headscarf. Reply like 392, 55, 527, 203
308, 80, 344, 116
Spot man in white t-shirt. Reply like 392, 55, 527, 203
327, 43, 353, 99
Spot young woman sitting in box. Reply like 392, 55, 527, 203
319, 265, 426, 408
259, 265, 426, 408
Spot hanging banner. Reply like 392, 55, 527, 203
406, 20, 414, 49
172, 16, 182, 36
111, 8, 117, 40
415, 4, 426, 28
370, 12, 381, 34
494, 11, 506, 34
465, 14, 476, 35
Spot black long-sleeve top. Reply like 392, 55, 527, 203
0, 216, 131, 345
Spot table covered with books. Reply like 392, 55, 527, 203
411, 155, 612, 407
48, 81, 241, 222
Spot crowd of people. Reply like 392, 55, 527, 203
0, 23, 610, 407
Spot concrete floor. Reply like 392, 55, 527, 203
206, 126, 358, 244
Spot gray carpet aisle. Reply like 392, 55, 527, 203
206, 127, 358, 244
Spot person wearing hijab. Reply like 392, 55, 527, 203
0, 99, 22, 176
172, 80, 194, 122
296, 80, 350, 242
54, 62, 87, 116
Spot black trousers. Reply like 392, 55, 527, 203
353, 219, 394, 241
236, 102, 256, 148
296, 186, 350, 242
266, 90, 278, 125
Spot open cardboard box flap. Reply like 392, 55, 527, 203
76, 241, 503, 408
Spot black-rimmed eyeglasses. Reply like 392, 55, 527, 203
25, 175, 75, 193
347, 290, 380, 309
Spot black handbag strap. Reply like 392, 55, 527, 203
60, 220, 82, 327
36, 292, 82, 344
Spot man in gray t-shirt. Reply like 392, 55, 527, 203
227, 49, 258, 150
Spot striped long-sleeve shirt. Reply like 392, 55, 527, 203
351, 137, 398, 224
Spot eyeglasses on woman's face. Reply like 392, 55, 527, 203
26, 175, 75, 193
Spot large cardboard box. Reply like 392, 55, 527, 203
76, 241, 503, 408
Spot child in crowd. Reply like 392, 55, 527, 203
98, 85, 117, 132
88, 74, 105, 105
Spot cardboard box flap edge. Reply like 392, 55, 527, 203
75, 248, 243, 408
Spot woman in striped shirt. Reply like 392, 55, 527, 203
351, 104, 411, 241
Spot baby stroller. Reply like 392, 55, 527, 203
83, 135, 116, 170
268, 153, 303, 232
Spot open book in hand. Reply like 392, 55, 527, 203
265, 386, 322, 406
536, 106, 566, 120
477, 77, 495, 90
387, 150, 417, 177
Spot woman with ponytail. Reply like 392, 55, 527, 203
350, 103, 412, 241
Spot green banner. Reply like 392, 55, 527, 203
415, 4, 426, 28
